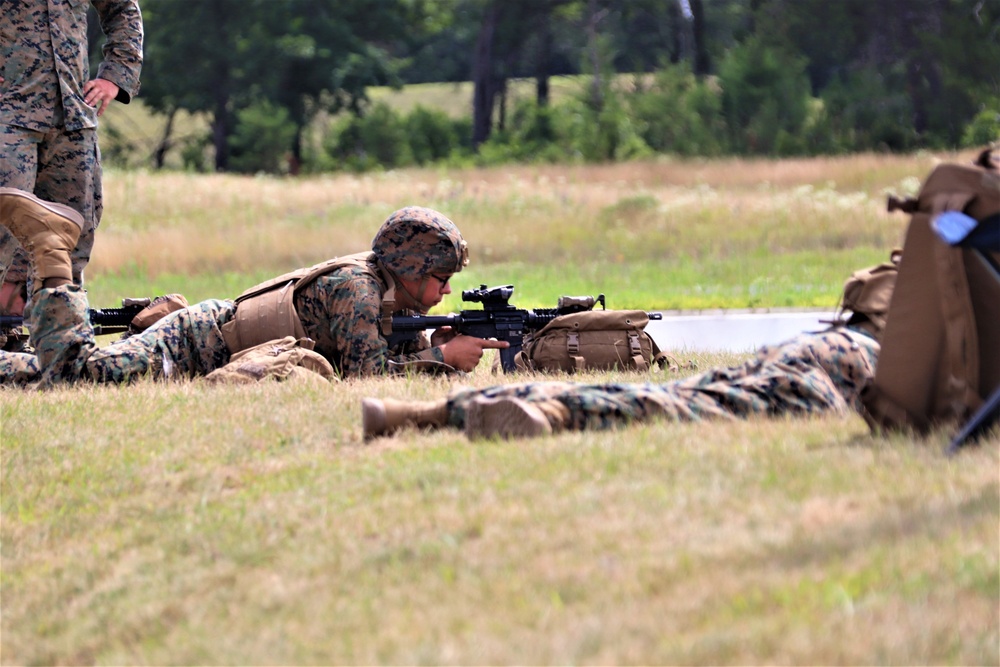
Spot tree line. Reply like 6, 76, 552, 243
90, 0, 1000, 173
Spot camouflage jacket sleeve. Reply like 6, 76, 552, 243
0, 0, 141, 131
295, 267, 446, 378
91, 0, 144, 103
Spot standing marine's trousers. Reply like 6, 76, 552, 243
0, 286, 235, 386
447, 330, 880, 431
0, 124, 103, 288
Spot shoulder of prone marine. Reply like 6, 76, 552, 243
234, 252, 377, 304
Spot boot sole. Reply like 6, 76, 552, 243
0, 187, 85, 230
465, 397, 552, 440
361, 398, 388, 441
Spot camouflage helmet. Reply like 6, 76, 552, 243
372, 206, 469, 280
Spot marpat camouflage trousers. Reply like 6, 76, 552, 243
0, 286, 235, 386
446, 330, 879, 431
0, 124, 102, 288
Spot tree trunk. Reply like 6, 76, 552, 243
668, 0, 682, 64
152, 107, 176, 170
587, 0, 608, 111
212, 90, 229, 172
535, 7, 553, 107
472, 2, 499, 149
289, 126, 303, 176
900, 0, 945, 136
690, 0, 710, 76
210, 0, 231, 171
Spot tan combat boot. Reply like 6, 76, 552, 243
0, 188, 83, 286
464, 396, 565, 440
362, 397, 449, 441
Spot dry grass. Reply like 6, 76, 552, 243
91, 151, 966, 279
2, 365, 997, 665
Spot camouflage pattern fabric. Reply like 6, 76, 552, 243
446, 329, 880, 431
0, 0, 143, 288
371, 206, 469, 280
296, 263, 446, 377
0, 125, 101, 285
0, 266, 448, 385
0, 0, 144, 132
0, 285, 234, 387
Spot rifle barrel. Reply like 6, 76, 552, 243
0, 305, 143, 335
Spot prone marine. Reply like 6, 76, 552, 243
0, 187, 506, 386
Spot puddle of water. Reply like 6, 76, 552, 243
646, 310, 838, 352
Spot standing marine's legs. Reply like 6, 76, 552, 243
2, 188, 237, 386
32, 126, 102, 287
0, 125, 101, 291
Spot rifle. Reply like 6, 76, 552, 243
0, 297, 151, 339
386, 284, 662, 373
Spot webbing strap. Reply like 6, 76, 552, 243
628, 332, 648, 370
567, 332, 585, 371
376, 260, 397, 336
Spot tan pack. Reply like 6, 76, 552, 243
202, 336, 337, 385
517, 309, 675, 373
862, 154, 1000, 433
221, 252, 396, 354
833, 251, 901, 341
129, 293, 189, 332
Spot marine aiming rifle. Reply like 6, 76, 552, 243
0, 297, 151, 339
385, 284, 663, 373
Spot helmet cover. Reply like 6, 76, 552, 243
372, 206, 469, 280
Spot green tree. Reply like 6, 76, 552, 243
718, 36, 811, 154
140, 0, 409, 172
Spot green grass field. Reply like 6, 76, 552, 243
2, 149, 998, 664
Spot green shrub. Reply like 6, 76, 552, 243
405, 105, 460, 165
717, 37, 811, 155
180, 133, 212, 173
556, 93, 652, 163
475, 101, 574, 165
228, 100, 297, 174
818, 68, 917, 152
962, 109, 1000, 148
629, 66, 726, 157
326, 102, 413, 171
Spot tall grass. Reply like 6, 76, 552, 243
85, 151, 963, 310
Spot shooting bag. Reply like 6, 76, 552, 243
861, 152, 1000, 434
516, 309, 675, 373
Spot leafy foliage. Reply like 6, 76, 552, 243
127, 0, 999, 173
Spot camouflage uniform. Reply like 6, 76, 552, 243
0, 0, 143, 290
297, 260, 447, 377
445, 328, 879, 431
0, 206, 469, 385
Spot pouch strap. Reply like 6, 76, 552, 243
376, 260, 397, 336
628, 332, 648, 370
567, 332, 585, 371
